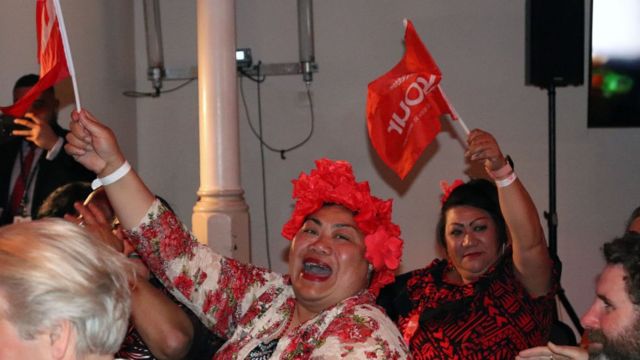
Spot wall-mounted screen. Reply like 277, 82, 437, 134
588, 0, 640, 127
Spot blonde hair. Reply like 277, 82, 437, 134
0, 219, 131, 356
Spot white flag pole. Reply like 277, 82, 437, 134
438, 85, 470, 135
51, 0, 81, 111
455, 116, 471, 135
442, 113, 470, 136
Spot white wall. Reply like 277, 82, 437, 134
3, 0, 639, 337
133, 1, 200, 214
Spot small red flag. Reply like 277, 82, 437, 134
366, 19, 458, 179
1, 0, 70, 117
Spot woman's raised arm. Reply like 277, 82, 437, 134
466, 129, 553, 297
65, 109, 155, 229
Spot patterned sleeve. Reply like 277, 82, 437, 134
125, 199, 282, 339
314, 305, 410, 359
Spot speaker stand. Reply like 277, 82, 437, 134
544, 83, 584, 336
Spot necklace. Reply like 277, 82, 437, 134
281, 307, 296, 337
245, 311, 295, 360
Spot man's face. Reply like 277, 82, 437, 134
581, 264, 640, 359
13, 86, 58, 125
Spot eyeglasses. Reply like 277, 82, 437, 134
77, 187, 118, 229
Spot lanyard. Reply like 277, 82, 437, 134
15, 144, 40, 216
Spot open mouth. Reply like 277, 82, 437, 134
301, 257, 332, 281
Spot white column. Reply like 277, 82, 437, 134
192, 0, 250, 263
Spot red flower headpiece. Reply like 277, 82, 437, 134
439, 179, 464, 206
281, 158, 403, 296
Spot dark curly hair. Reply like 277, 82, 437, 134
603, 233, 640, 305
14, 73, 54, 95
36, 181, 92, 219
436, 179, 508, 250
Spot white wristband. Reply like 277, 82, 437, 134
91, 161, 131, 190
487, 161, 513, 180
495, 171, 517, 188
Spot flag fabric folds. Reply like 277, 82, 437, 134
366, 19, 458, 179
1, 0, 70, 117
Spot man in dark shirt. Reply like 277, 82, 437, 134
0, 74, 93, 224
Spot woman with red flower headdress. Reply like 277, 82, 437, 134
65, 109, 410, 359
378, 129, 558, 359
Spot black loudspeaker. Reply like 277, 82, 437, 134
525, 0, 585, 88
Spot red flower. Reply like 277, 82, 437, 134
159, 229, 189, 260
202, 290, 216, 314
327, 315, 375, 343
280, 158, 404, 295
365, 228, 402, 271
197, 271, 208, 285
365, 228, 403, 295
138, 226, 158, 246
440, 179, 464, 206
173, 273, 194, 298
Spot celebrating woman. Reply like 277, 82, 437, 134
65, 109, 410, 359
378, 129, 558, 359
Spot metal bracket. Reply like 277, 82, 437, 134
241, 62, 318, 77
156, 62, 319, 81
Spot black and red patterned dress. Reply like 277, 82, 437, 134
378, 248, 559, 360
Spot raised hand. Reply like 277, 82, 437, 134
66, 109, 155, 230
12, 113, 59, 150
64, 109, 125, 177
465, 129, 506, 173
65, 201, 124, 253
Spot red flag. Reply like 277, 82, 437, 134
366, 20, 458, 179
1, 0, 70, 117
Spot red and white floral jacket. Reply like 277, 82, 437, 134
126, 200, 410, 359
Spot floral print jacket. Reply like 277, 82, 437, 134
126, 200, 410, 359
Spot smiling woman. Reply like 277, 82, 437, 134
131, 161, 408, 359
64, 110, 409, 359
378, 129, 558, 360
288, 205, 371, 319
